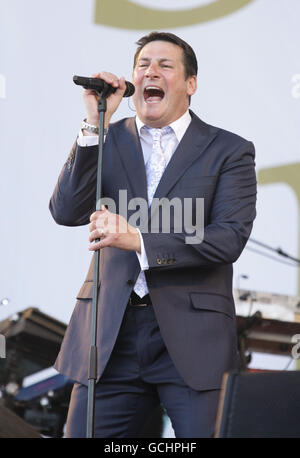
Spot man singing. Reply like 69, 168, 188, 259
50, 31, 257, 437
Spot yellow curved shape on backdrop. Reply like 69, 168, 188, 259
94, 0, 255, 29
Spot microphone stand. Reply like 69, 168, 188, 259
248, 238, 300, 265
86, 84, 113, 438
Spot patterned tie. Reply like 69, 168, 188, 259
134, 127, 170, 298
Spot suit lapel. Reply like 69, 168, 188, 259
112, 117, 148, 202
153, 111, 218, 201
111, 112, 218, 207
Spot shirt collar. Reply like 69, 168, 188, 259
135, 110, 191, 143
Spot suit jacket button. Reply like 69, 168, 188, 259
127, 279, 134, 286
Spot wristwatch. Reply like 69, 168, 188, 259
81, 119, 99, 134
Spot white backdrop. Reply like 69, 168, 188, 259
1, 0, 299, 334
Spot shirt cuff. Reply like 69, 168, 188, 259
77, 128, 99, 147
136, 229, 149, 271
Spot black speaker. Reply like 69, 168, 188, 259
215, 371, 300, 438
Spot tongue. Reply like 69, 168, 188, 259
147, 96, 162, 103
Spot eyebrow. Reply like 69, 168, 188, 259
137, 57, 174, 63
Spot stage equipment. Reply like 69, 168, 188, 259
0, 307, 72, 437
215, 371, 300, 438
0, 307, 66, 388
234, 288, 300, 370
0, 403, 42, 438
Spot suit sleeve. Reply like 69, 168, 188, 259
142, 140, 257, 270
49, 142, 98, 226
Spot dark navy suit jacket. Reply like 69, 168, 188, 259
49, 111, 257, 391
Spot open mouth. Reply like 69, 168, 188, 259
143, 86, 165, 103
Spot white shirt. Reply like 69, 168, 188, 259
77, 110, 192, 271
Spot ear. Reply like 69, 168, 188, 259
186, 75, 197, 96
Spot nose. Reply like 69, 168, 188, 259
145, 62, 160, 79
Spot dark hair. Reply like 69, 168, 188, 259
133, 31, 198, 79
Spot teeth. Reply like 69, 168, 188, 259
144, 86, 164, 103
145, 86, 163, 91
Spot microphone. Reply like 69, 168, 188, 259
73, 75, 135, 97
